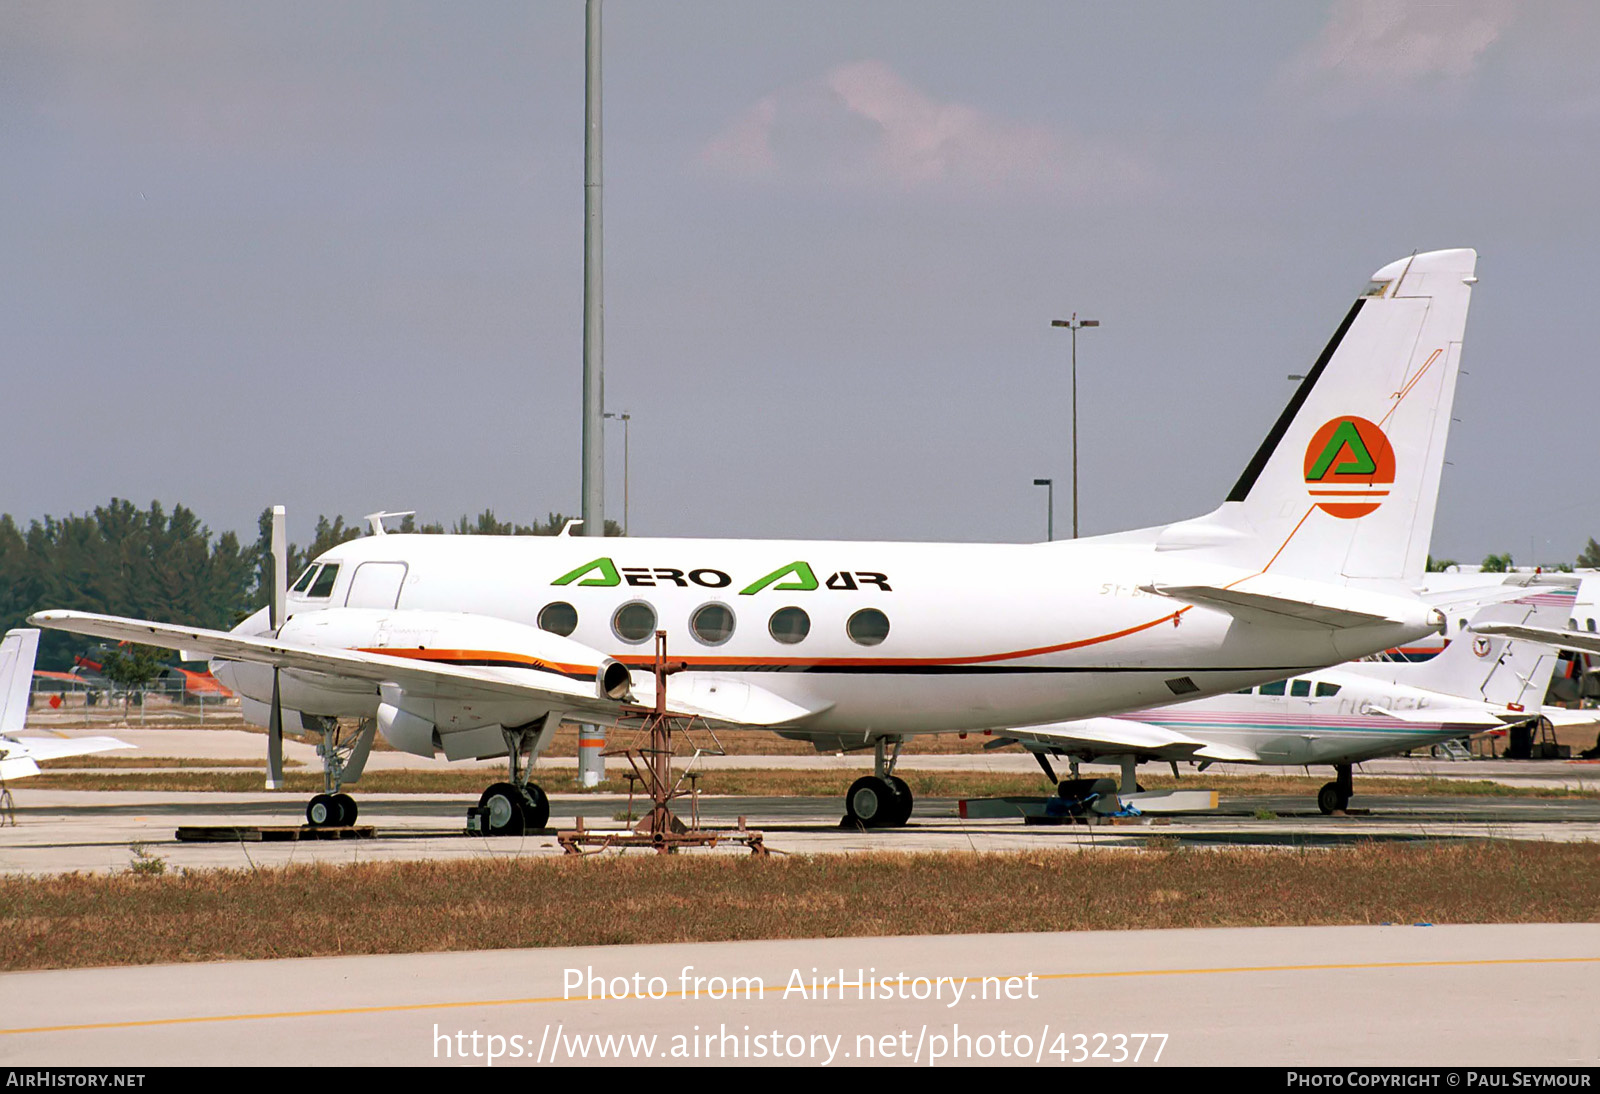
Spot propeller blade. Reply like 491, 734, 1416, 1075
269, 504, 287, 632
266, 667, 284, 790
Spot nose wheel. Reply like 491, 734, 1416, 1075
306, 792, 358, 827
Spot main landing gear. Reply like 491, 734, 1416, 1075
1317, 763, 1354, 815
302, 715, 377, 828
845, 737, 913, 828
474, 722, 552, 836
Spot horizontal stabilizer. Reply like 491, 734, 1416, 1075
3, 735, 134, 762
1141, 575, 1435, 631
1364, 706, 1505, 727
1472, 622, 1600, 659
1536, 709, 1600, 728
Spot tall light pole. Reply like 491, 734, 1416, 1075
578, 0, 606, 789
1032, 478, 1054, 542
604, 411, 631, 535
1049, 314, 1099, 538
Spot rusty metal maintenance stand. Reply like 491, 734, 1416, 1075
558, 631, 766, 855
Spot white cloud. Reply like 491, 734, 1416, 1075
1287, 0, 1517, 102
700, 59, 1146, 195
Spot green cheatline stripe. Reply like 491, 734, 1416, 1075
4, 955, 1598, 1036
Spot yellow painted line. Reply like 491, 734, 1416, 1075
3, 954, 1598, 1036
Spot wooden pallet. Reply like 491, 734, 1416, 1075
175, 825, 376, 842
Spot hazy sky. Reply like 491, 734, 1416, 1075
3, 1, 1595, 564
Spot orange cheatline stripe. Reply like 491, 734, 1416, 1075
5, 955, 1596, 1036
1259, 504, 1317, 576
357, 647, 597, 678
617, 609, 1188, 671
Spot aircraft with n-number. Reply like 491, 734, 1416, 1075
34, 249, 1479, 831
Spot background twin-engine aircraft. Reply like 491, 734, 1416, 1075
1004, 585, 1588, 816
36, 248, 1500, 831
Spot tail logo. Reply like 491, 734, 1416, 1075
1472, 636, 1493, 658
1303, 416, 1395, 519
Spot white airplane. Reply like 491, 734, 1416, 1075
1428, 572, 1600, 703
1002, 587, 1587, 815
1473, 574, 1600, 660
34, 248, 1477, 832
0, 629, 132, 817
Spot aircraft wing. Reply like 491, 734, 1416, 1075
1470, 622, 1600, 659
1006, 717, 1261, 762
29, 610, 816, 729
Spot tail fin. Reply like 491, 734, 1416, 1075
1365, 589, 1572, 707
0, 629, 41, 737
1171, 249, 1476, 588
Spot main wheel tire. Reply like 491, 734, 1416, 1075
846, 776, 898, 828
479, 782, 528, 836
1317, 781, 1348, 815
522, 783, 550, 831
885, 775, 913, 826
333, 793, 357, 826
307, 794, 338, 827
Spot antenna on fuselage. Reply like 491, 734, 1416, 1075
364, 511, 415, 536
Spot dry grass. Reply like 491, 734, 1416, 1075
36, 756, 302, 770
2, 842, 1596, 971
19, 767, 1599, 800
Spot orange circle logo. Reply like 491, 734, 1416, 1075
1303, 416, 1395, 519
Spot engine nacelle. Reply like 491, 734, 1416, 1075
376, 700, 437, 758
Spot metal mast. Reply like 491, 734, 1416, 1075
581, 0, 605, 537
578, 0, 607, 788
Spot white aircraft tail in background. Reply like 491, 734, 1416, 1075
0, 629, 132, 790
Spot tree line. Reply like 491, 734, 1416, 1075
0, 499, 618, 671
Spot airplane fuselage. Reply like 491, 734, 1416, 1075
215, 530, 1435, 746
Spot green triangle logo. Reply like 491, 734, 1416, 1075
552, 557, 621, 586
1307, 420, 1377, 480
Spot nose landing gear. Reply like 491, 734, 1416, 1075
302, 717, 376, 828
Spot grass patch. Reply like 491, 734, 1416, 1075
20, 768, 1600, 800
37, 756, 303, 770
2, 842, 1596, 970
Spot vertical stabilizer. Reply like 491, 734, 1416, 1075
1202, 249, 1476, 587
0, 629, 41, 737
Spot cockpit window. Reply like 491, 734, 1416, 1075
292, 566, 319, 593
307, 564, 340, 599
1360, 279, 1391, 298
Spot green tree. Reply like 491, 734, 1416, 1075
99, 644, 167, 716
1579, 538, 1600, 570
1481, 552, 1514, 573
1426, 555, 1457, 572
